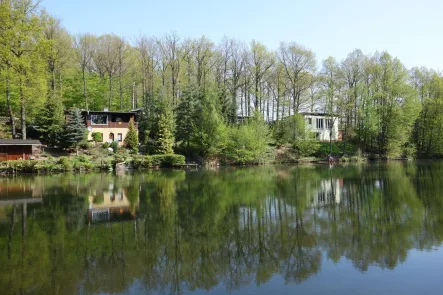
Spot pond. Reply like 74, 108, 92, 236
0, 162, 442, 294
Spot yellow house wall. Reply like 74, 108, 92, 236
88, 128, 137, 146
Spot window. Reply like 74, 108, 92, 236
109, 133, 114, 141
316, 118, 324, 129
308, 118, 312, 125
117, 133, 123, 142
326, 119, 333, 129
91, 114, 108, 125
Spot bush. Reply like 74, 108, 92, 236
91, 132, 103, 143
223, 112, 271, 164
57, 156, 73, 171
73, 155, 93, 170
317, 142, 357, 156
133, 154, 185, 168
111, 141, 118, 153
293, 140, 320, 158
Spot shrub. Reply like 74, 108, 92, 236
123, 119, 139, 149
133, 154, 185, 168
73, 155, 93, 170
111, 141, 118, 153
223, 113, 271, 164
293, 140, 320, 158
91, 132, 103, 143
57, 156, 73, 171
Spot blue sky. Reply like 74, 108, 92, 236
42, 0, 443, 70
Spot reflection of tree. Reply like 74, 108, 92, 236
0, 163, 442, 294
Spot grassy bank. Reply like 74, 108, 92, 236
0, 153, 186, 174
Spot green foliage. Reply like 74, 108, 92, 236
272, 114, 306, 144
133, 154, 185, 168
155, 102, 175, 154
35, 98, 65, 146
57, 156, 73, 171
91, 132, 103, 143
63, 109, 85, 149
414, 74, 443, 157
293, 140, 320, 158
111, 141, 118, 153
317, 142, 357, 156
175, 85, 200, 153
0, 0, 442, 160
0, 123, 12, 139
123, 118, 139, 149
223, 111, 271, 164
190, 94, 228, 159
72, 155, 93, 170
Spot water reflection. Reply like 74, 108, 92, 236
0, 162, 442, 294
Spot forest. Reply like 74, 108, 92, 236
2, 0, 443, 162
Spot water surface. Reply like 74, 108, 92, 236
0, 162, 442, 294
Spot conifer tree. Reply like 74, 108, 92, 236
155, 104, 175, 154
63, 108, 85, 153
35, 98, 65, 147
175, 86, 199, 153
124, 118, 139, 149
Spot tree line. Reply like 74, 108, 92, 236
1, 0, 443, 159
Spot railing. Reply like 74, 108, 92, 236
107, 122, 139, 128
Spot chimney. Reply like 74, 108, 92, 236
104, 107, 109, 112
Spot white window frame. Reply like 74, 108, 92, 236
326, 119, 333, 129
316, 118, 324, 129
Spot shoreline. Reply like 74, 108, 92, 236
0, 154, 419, 176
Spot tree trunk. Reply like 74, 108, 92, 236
6, 65, 16, 137
20, 79, 26, 140
82, 70, 88, 111
119, 76, 123, 111
109, 77, 113, 110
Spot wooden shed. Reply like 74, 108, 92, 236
0, 139, 42, 161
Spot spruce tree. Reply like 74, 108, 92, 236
175, 86, 199, 153
35, 98, 65, 147
124, 118, 139, 149
156, 104, 175, 154
63, 108, 85, 153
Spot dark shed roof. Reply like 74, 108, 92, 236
0, 139, 42, 145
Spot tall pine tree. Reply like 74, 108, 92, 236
35, 98, 65, 147
63, 108, 85, 153
175, 85, 199, 154
124, 118, 139, 149
155, 103, 175, 154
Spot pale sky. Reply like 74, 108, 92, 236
42, 0, 443, 70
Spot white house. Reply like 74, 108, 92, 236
301, 112, 340, 141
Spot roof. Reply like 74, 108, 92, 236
300, 112, 339, 117
64, 109, 140, 115
0, 139, 42, 145
81, 111, 137, 115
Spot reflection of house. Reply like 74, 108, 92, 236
311, 179, 342, 207
88, 185, 139, 224
302, 112, 340, 141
